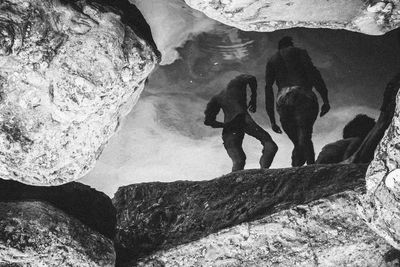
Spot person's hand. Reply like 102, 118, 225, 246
341, 154, 356, 164
320, 103, 330, 117
272, 124, 282, 134
211, 121, 225, 128
248, 99, 257, 113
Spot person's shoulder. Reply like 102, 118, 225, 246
269, 51, 280, 60
208, 92, 221, 102
267, 52, 280, 65
235, 73, 256, 80
291, 47, 308, 55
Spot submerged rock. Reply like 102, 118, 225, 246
184, 0, 400, 35
0, 201, 115, 266
0, 0, 158, 185
360, 89, 400, 250
113, 164, 395, 266
0, 178, 116, 239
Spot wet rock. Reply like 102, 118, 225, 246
360, 89, 400, 250
0, 201, 115, 266
184, 0, 400, 35
114, 164, 379, 265
0, 178, 116, 239
0, 0, 158, 185
139, 191, 393, 267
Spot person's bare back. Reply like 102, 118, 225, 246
264, 36, 330, 166
204, 74, 277, 171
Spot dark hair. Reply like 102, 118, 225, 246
278, 36, 294, 50
343, 114, 375, 139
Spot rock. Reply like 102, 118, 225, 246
184, 0, 400, 35
0, 201, 115, 266
0, 0, 158, 185
139, 191, 393, 267
0, 178, 116, 239
359, 89, 400, 250
113, 164, 390, 265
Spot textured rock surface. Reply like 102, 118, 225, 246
0, 178, 116, 239
184, 0, 400, 35
0, 0, 158, 185
360, 89, 400, 250
114, 164, 376, 265
139, 191, 394, 267
0, 201, 115, 266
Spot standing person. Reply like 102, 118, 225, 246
264, 36, 330, 167
204, 74, 278, 172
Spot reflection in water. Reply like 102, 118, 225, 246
199, 28, 255, 61
183, 26, 256, 80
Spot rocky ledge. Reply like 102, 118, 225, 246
114, 164, 399, 266
0, 201, 115, 266
184, 0, 400, 35
0, 178, 117, 266
0, 178, 116, 239
361, 89, 400, 250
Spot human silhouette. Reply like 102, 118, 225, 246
346, 73, 400, 163
264, 36, 330, 166
316, 114, 375, 164
204, 74, 278, 171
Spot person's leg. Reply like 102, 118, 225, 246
222, 127, 246, 172
294, 91, 319, 165
243, 114, 278, 168
278, 101, 304, 167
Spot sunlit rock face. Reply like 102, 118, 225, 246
0, 201, 115, 266
113, 164, 398, 266
139, 191, 393, 267
360, 89, 400, 250
184, 0, 400, 35
0, 0, 158, 185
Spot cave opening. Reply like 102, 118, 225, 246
82, 15, 400, 196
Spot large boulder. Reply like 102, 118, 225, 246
114, 164, 397, 266
139, 191, 393, 267
360, 89, 400, 250
184, 0, 400, 35
0, 201, 115, 266
0, 178, 116, 239
0, 0, 159, 185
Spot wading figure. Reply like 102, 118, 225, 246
265, 36, 330, 166
204, 74, 278, 171
346, 73, 400, 163
316, 114, 375, 164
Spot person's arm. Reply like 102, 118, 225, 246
265, 60, 282, 134
345, 111, 391, 163
301, 50, 330, 116
265, 61, 282, 134
246, 75, 257, 113
265, 60, 276, 125
343, 138, 362, 160
204, 96, 224, 128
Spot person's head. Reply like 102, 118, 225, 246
278, 36, 294, 50
343, 114, 376, 139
